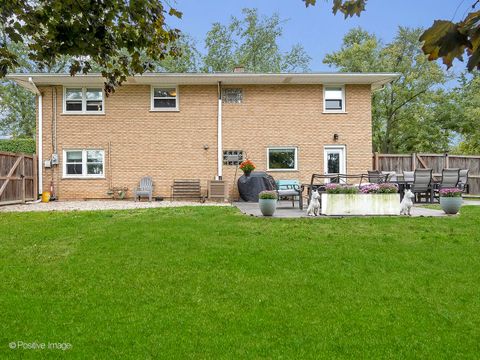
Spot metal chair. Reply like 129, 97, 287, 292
412, 169, 433, 203
458, 169, 470, 194
274, 179, 303, 209
134, 176, 153, 202
403, 171, 414, 183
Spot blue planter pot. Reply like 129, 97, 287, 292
259, 198, 277, 216
440, 196, 462, 214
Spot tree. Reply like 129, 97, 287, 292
203, 9, 311, 72
0, 31, 71, 138
0, 0, 182, 93
324, 27, 451, 153
302, 0, 480, 72
448, 71, 480, 154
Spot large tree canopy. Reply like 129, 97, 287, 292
203, 8, 311, 73
324, 27, 452, 153
0, 0, 181, 93
303, 0, 480, 72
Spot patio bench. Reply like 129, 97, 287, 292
171, 179, 206, 202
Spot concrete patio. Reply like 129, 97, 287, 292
233, 200, 480, 218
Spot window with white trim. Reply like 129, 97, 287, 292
323, 86, 345, 112
151, 86, 178, 110
267, 147, 298, 171
63, 149, 104, 178
64, 87, 104, 114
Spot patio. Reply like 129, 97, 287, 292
233, 200, 477, 218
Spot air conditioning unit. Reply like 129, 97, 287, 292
208, 180, 227, 201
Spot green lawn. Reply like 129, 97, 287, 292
1, 206, 480, 359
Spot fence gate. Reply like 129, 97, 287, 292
0, 152, 37, 205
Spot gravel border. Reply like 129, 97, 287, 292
0, 200, 230, 213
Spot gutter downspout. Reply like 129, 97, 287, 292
28, 77, 42, 195
217, 81, 222, 180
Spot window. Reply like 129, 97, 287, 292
151, 86, 178, 111
64, 87, 104, 114
223, 150, 244, 165
222, 88, 243, 104
324, 86, 345, 112
63, 149, 104, 178
267, 147, 297, 171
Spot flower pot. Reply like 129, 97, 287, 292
259, 198, 277, 216
243, 170, 252, 176
440, 196, 462, 214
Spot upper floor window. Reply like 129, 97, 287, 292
151, 86, 179, 111
222, 88, 243, 104
323, 86, 345, 113
64, 87, 104, 114
63, 149, 104, 178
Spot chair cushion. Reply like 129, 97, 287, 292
278, 189, 300, 196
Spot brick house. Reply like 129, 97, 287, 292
8, 72, 397, 200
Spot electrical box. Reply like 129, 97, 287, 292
44, 160, 51, 168
51, 153, 59, 165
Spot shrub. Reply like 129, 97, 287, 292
259, 190, 278, 200
439, 188, 462, 197
0, 139, 36, 154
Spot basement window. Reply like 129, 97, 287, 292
151, 86, 179, 111
223, 150, 244, 165
222, 88, 243, 104
63, 149, 104, 178
323, 86, 345, 112
64, 87, 104, 114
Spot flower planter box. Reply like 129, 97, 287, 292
321, 193, 401, 216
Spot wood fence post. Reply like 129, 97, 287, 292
445, 153, 449, 169
374, 152, 379, 170
412, 153, 416, 171
33, 154, 38, 198
21, 155, 25, 203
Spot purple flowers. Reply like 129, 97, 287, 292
325, 183, 359, 194
360, 183, 398, 194
439, 188, 462, 197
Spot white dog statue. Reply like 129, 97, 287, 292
400, 189, 415, 216
307, 190, 321, 216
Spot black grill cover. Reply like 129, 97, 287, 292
237, 172, 276, 202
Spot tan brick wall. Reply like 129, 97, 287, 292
37, 83, 372, 200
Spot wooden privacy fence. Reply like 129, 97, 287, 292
373, 152, 480, 195
0, 152, 37, 205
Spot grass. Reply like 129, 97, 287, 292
1, 206, 480, 359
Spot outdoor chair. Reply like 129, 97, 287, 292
382, 171, 397, 182
402, 171, 414, 183
367, 170, 384, 183
458, 169, 470, 194
433, 168, 460, 201
134, 176, 153, 202
274, 179, 303, 209
411, 169, 433, 203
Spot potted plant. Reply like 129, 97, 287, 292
239, 159, 255, 176
258, 190, 278, 216
439, 188, 463, 214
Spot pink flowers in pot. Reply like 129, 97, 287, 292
439, 188, 462, 197
360, 183, 398, 194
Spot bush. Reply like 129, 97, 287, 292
0, 139, 36, 154
259, 190, 278, 200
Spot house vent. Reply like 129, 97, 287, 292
208, 180, 226, 200
223, 150, 244, 165
222, 88, 243, 104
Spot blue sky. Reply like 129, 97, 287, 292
169, 0, 470, 72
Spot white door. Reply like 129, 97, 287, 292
324, 146, 346, 182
